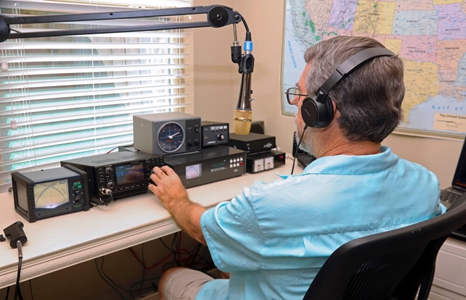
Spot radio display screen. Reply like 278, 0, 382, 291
115, 163, 145, 185
212, 161, 226, 169
34, 179, 70, 209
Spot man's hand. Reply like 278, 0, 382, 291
148, 165, 188, 210
148, 166, 207, 245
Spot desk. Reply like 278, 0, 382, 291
0, 162, 293, 290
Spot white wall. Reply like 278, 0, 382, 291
192, 0, 464, 189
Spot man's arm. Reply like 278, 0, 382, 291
148, 166, 207, 245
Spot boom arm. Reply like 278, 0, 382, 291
0, 5, 246, 41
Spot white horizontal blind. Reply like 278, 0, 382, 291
0, 0, 192, 192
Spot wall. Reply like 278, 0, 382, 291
192, 0, 237, 122
192, 0, 465, 189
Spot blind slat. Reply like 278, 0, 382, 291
2, 42, 187, 50
0, 74, 188, 90
2, 54, 187, 64
0, 64, 187, 78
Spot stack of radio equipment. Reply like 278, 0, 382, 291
228, 132, 286, 173
10, 112, 251, 222
132, 112, 246, 189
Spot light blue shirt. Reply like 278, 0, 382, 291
197, 147, 445, 300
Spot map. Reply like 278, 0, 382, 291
282, 0, 466, 138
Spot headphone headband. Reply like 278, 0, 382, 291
301, 46, 396, 129
315, 47, 395, 102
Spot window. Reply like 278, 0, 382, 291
0, 0, 192, 192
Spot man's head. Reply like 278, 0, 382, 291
292, 36, 405, 155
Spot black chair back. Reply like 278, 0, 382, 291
303, 199, 466, 300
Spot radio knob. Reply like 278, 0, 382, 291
107, 182, 115, 188
105, 167, 113, 175
217, 134, 225, 141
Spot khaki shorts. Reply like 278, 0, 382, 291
163, 268, 214, 300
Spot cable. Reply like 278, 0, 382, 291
28, 281, 34, 300
175, 232, 182, 266
14, 240, 23, 300
291, 125, 308, 175
91, 188, 113, 206
128, 233, 211, 272
4, 286, 10, 300
94, 258, 127, 300
137, 244, 146, 298
159, 236, 175, 253
128, 276, 161, 298
129, 247, 174, 271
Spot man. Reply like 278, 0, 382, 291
148, 36, 445, 300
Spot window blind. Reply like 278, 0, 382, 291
0, 0, 192, 192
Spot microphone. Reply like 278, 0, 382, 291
234, 36, 254, 135
234, 71, 252, 135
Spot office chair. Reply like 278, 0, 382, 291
303, 198, 466, 300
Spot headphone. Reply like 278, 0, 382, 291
301, 47, 395, 128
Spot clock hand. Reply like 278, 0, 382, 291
168, 132, 180, 139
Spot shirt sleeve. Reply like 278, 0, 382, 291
200, 187, 265, 272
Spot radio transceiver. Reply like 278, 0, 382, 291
201, 121, 229, 147
61, 151, 164, 204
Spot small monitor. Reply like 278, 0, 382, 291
11, 165, 90, 222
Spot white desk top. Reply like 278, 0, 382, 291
0, 161, 294, 289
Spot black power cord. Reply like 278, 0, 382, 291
14, 240, 23, 300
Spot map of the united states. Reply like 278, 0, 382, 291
282, 0, 466, 137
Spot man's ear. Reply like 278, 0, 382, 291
331, 100, 340, 121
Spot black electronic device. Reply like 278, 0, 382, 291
60, 151, 164, 203
11, 164, 90, 222
301, 47, 395, 128
3, 221, 27, 248
133, 112, 201, 155
164, 146, 246, 189
201, 121, 229, 147
293, 131, 316, 168
250, 120, 265, 134
246, 150, 286, 173
229, 132, 276, 154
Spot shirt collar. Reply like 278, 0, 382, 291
277, 146, 397, 179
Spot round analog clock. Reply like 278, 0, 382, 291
157, 122, 185, 153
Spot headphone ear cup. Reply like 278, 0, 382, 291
301, 97, 318, 128
301, 96, 334, 128
316, 97, 334, 128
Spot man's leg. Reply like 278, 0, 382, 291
159, 267, 214, 300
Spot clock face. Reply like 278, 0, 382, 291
157, 122, 184, 153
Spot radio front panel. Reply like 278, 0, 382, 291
61, 152, 164, 201
164, 146, 246, 189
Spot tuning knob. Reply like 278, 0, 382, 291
105, 167, 113, 175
